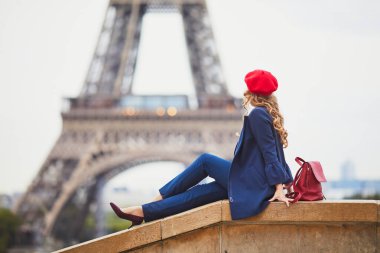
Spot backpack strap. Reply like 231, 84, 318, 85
285, 158, 305, 203
295, 157, 306, 167
285, 191, 302, 203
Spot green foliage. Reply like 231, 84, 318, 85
0, 208, 21, 253
84, 213, 96, 230
344, 193, 380, 200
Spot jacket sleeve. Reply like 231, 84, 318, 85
248, 108, 292, 186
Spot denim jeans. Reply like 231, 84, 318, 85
141, 152, 232, 222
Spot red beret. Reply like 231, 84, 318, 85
244, 69, 278, 96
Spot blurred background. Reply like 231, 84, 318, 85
0, 0, 379, 251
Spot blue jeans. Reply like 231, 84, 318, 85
141, 153, 231, 222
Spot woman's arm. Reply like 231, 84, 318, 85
248, 108, 293, 206
247, 108, 292, 185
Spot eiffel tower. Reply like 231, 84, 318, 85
15, 0, 243, 246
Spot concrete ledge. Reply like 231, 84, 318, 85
161, 200, 222, 239
54, 220, 161, 253
222, 200, 379, 223
54, 200, 380, 253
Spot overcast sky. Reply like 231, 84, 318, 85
0, 0, 380, 195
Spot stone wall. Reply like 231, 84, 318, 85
54, 200, 380, 253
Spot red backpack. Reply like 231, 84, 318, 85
285, 157, 327, 203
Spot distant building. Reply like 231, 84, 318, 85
340, 160, 356, 181
323, 160, 380, 199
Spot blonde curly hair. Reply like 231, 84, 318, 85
242, 89, 288, 148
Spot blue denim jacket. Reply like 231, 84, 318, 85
228, 106, 293, 220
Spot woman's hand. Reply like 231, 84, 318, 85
286, 186, 294, 195
268, 184, 293, 207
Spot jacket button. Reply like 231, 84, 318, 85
229, 196, 233, 202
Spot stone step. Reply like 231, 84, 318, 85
54, 200, 380, 253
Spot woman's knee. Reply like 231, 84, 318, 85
198, 152, 214, 162
199, 152, 224, 174
197, 152, 215, 167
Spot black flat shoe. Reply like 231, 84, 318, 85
109, 202, 144, 228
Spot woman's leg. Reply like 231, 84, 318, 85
142, 181, 227, 222
158, 152, 232, 199
118, 153, 231, 218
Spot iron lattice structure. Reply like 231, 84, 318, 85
15, 0, 244, 246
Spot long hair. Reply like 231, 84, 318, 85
242, 89, 288, 148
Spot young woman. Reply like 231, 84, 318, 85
110, 69, 294, 228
